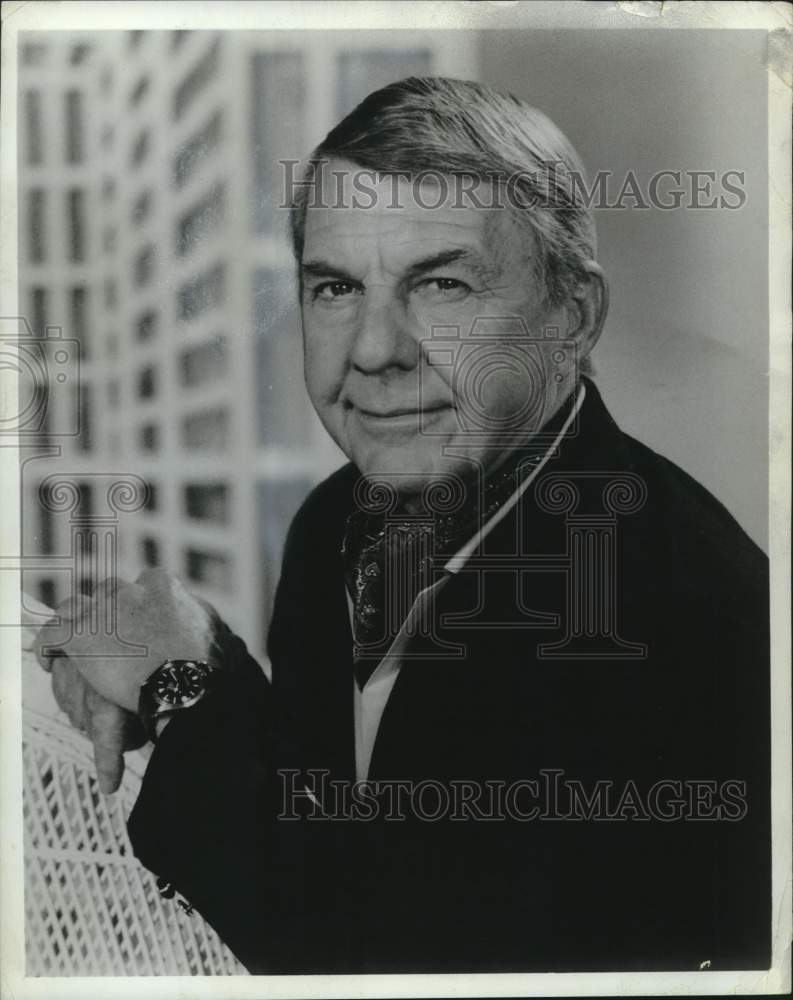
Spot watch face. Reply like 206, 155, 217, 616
152, 660, 209, 708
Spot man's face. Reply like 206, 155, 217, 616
300, 159, 574, 495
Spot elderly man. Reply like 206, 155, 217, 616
36, 77, 770, 974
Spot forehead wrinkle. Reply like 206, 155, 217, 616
304, 201, 533, 289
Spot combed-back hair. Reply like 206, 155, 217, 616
288, 76, 598, 311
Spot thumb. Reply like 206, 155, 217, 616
87, 693, 127, 795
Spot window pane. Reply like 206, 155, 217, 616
139, 423, 160, 452
70, 44, 91, 66
70, 286, 89, 358
30, 287, 47, 337
136, 309, 158, 341
134, 245, 156, 287
131, 189, 152, 226
185, 548, 231, 589
67, 188, 86, 262
179, 262, 225, 321
38, 579, 56, 608
28, 189, 46, 263
38, 494, 54, 555
173, 35, 220, 120
137, 365, 157, 399
177, 183, 225, 256
129, 74, 150, 107
180, 336, 227, 387
130, 128, 150, 168
22, 42, 47, 67
184, 483, 229, 523
143, 482, 159, 512
141, 536, 160, 567
181, 408, 228, 450
173, 109, 222, 188
24, 90, 43, 165
77, 384, 93, 452
65, 90, 84, 164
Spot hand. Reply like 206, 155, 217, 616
49, 656, 147, 793
34, 569, 222, 792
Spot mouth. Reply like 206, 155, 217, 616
350, 402, 452, 433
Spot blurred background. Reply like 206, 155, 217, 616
17, 28, 768, 669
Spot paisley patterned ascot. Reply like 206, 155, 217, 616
341, 449, 545, 689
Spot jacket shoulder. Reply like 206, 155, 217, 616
617, 429, 767, 598
284, 462, 357, 552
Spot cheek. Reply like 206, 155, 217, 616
479, 369, 531, 416
302, 323, 346, 406
452, 343, 547, 427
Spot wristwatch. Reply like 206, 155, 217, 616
138, 658, 219, 743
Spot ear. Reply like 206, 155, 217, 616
565, 261, 609, 362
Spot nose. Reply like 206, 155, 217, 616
349, 286, 418, 375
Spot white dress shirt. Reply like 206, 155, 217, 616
351, 385, 586, 780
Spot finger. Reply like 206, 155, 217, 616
192, 592, 226, 631
51, 658, 89, 730
34, 630, 61, 673
87, 694, 128, 795
32, 590, 94, 670
93, 740, 124, 795
50, 657, 71, 712
33, 608, 74, 673
86, 685, 148, 752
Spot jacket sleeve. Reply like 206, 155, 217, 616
126, 629, 279, 972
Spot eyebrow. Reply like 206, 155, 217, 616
300, 259, 356, 282
300, 248, 493, 284
403, 248, 490, 282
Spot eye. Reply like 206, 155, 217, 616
312, 280, 361, 302
415, 277, 471, 300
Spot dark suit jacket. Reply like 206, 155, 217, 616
128, 380, 771, 974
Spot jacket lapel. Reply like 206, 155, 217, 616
366, 379, 631, 779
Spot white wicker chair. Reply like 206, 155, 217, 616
21, 595, 247, 976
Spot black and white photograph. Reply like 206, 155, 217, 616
1, 2, 790, 997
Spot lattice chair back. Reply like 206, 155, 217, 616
21, 595, 247, 976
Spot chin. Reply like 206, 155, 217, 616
351, 439, 448, 489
